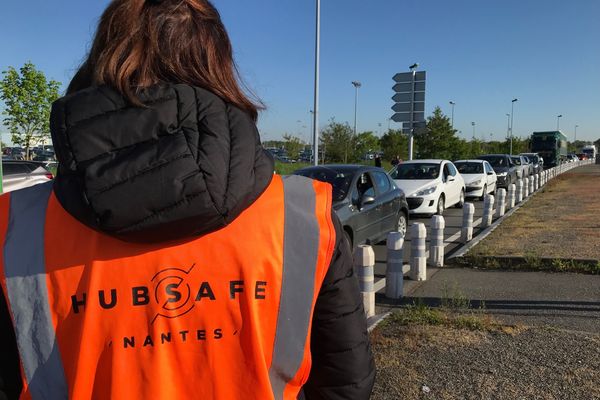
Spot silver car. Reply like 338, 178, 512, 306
2, 161, 53, 193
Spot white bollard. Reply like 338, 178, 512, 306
482, 194, 495, 228
355, 245, 375, 317
535, 173, 539, 190
461, 203, 475, 243
429, 215, 445, 268
507, 183, 516, 209
496, 188, 506, 218
410, 223, 427, 281
523, 177, 529, 198
529, 175, 534, 193
516, 179, 523, 203
385, 231, 404, 299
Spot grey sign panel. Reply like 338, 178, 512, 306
413, 112, 425, 121
392, 102, 424, 113
391, 112, 411, 123
392, 103, 411, 113
393, 71, 426, 83
393, 82, 426, 93
392, 92, 412, 102
392, 112, 426, 123
414, 71, 426, 81
392, 82, 412, 93
392, 92, 426, 102
393, 72, 413, 83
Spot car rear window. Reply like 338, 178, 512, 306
294, 169, 354, 201
455, 162, 483, 174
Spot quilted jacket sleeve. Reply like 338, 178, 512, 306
302, 211, 376, 399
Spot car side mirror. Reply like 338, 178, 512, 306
360, 194, 375, 207
448, 176, 455, 182
487, 171, 494, 175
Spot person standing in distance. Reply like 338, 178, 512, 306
0, 0, 375, 399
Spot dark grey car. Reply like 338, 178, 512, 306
477, 154, 518, 189
294, 165, 409, 248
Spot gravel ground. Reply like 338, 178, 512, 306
371, 315, 600, 400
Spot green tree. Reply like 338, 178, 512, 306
281, 133, 304, 160
415, 106, 465, 160
354, 131, 380, 161
320, 119, 354, 163
380, 129, 408, 161
0, 62, 61, 159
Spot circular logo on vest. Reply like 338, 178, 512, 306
150, 264, 196, 324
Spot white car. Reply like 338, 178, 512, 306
454, 160, 497, 200
389, 159, 465, 216
2, 160, 53, 193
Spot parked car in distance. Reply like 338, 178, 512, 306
293, 165, 409, 249
520, 153, 543, 174
477, 154, 518, 189
510, 155, 530, 179
454, 160, 497, 200
566, 153, 579, 163
2, 160, 53, 193
389, 159, 465, 216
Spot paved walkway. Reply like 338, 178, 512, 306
379, 267, 600, 333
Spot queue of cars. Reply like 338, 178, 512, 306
292, 153, 544, 250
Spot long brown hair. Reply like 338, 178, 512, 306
67, 0, 262, 120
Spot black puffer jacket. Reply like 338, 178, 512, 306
0, 84, 375, 400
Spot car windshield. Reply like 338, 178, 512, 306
390, 163, 440, 180
511, 157, 522, 165
454, 162, 483, 174
525, 155, 539, 163
479, 156, 506, 168
294, 169, 353, 201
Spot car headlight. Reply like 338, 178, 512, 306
497, 172, 507, 177
415, 186, 437, 196
470, 179, 482, 186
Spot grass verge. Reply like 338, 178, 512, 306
452, 255, 600, 274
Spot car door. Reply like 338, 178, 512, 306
372, 170, 397, 238
443, 162, 461, 205
484, 162, 496, 192
350, 172, 381, 245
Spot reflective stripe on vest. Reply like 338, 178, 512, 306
3, 181, 69, 399
269, 176, 319, 398
1, 176, 329, 399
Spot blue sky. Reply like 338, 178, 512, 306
1, 0, 599, 143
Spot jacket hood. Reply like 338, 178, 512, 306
50, 84, 274, 243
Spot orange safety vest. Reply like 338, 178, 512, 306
0, 175, 335, 400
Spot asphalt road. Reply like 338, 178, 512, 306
372, 196, 487, 292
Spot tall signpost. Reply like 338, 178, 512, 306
391, 66, 426, 160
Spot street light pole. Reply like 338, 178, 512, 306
312, 0, 320, 165
505, 113, 510, 139
471, 121, 475, 139
575, 124, 578, 142
351, 81, 361, 137
557, 114, 562, 131
510, 98, 518, 155
408, 62, 418, 160
449, 101, 455, 128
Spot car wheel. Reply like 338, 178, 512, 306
456, 189, 465, 208
396, 212, 408, 236
479, 185, 487, 201
436, 195, 445, 216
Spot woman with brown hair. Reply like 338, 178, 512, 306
0, 1, 374, 399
